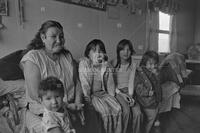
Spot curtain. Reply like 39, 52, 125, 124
149, 0, 180, 15
159, 0, 180, 15
146, 0, 179, 52
169, 15, 177, 52
146, 11, 159, 51
146, 13, 178, 53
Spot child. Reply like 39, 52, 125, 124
38, 76, 75, 133
79, 39, 122, 133
134, 51, 162, 133
110, 39, 143, 133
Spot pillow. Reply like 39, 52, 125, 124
0, 50, 25, 80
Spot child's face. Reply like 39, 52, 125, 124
41, 90, 64, 112
89, 45, 104, 64
145, 58, 158, 73
119, 45, 131, 61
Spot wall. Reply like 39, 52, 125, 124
0, 0, 196, 60
176, 0, 196, 53
0, 0, 146, 60
194, 0, 200, 43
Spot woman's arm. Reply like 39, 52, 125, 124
72, 59, 83, 104
79, 60, 92, 101
23, 60, 41, 102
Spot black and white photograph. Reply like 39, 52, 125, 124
0, 0, 199, 133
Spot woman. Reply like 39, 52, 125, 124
20, 20, 83, 133
79, 39, 122, 133
110, 39, 143, 133
134, 51, 162, 133
159, 53, 187, 113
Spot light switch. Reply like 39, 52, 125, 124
41, 7, 46, 12
117, 23, 122, 28
77, 23, 83, 28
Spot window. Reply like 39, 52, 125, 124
158, 11, 172, 53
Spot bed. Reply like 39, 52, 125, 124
0, 50, 27, 133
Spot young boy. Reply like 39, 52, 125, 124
38, 76, 75, 133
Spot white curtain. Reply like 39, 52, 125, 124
146, 11, 159, 51
169, 15, 178, 52
146, 12, 177, 53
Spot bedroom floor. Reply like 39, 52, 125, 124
151, 95, 200, 133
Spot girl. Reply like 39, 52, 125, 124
110, 39, 143, 133
134, 50, 162, 133
79, 39, 122, 133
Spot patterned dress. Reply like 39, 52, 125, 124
79, 58, 122, 133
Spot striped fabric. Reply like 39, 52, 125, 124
79, 58, 122, 133
92, 92, 122, 133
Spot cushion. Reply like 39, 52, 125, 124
0, 50, 25, 80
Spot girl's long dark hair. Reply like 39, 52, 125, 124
84, 39, 107, 61
115, 39, 135, 68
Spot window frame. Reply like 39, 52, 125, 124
157, 11, 172, 54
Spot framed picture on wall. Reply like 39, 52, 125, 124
55, 0, 106, 11
0, 0, 8, 16
107, 0, 119, 6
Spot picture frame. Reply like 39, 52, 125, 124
55, 0, 106, 11
107, 0, 119, 6
0, 0, 8, 16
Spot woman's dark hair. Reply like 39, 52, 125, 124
84, 39, 107, 61
139, 50, 159, 67
38, 76, 64, 98
26, 20, 63, 51
115, 39, 135, 68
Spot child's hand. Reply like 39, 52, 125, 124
120, 93, 135, 107
75, 103, 84, 111
67, 103, 84, 111
149, 90, 154, 96
84, 96, 91, 104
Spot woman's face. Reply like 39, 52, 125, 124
146, 58, 158, 73
41, 27, 65, 54
119, 45, 131, 61
88, 45, 104, 64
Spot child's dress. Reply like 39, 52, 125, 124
79, 58, 122, 133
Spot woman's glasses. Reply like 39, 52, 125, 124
46, 34, 64, 41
